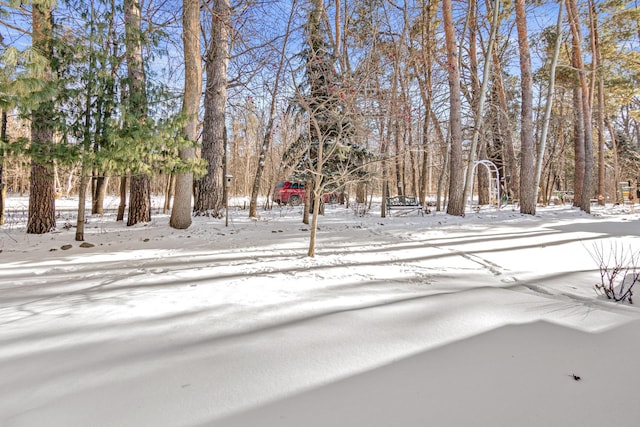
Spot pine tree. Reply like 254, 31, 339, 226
288, 0, 373, 256
124, 0, 151, 226
27, 2, 56, 234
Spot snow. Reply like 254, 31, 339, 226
1, 196, 640, 426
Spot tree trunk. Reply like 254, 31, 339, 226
412, 0, 436, 208
307, 135, 324, 256
535, 0, 564, 199
128, 175, 151, 224
27, 4, 56, 234
443, 0, 465, 216
589, 0, 605, 206
463, 0, 501, 207
303, 179, 311, 225
163, 174, 175, 214
28, 162, 56, 234
92, 174, 108, 215
124, 0, 151, 226
92, 1, 117, 216
77, 3, 96, 242
171, 0, 201, 229
0, 110, 6, 225
465, 0, 484, 205
515, 0, 536, 215
605, 119, 621, 203
435, 109, 449, 212
572, 87, 585, 206
75, 173, 89, 241
194, 0, 230, 217
491, 51, 519, 201
0, 182, 5, 226
117, 175, 127, 221
249, 1, 296, 219
567, 0, 594, 213
419, 114, 430, 206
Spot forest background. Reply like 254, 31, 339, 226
1, 0, 639, 255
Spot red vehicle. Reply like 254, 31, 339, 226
273, 181, 339, 206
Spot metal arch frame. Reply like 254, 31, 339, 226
467, 160, 501, 210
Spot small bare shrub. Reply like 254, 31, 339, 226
590, 241, 640, 304
351, 202, 368, 217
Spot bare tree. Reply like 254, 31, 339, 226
0, 109, 6, 225
515, 0, 536, 215
490, 44, 519, 202
248, 0, 296, 219
567, 0, 594, 213
443, 0, 465, 216
194, 0, 231, 217
588, 0, 605, 206
534, 0, 564, 202
170, 0, 202, 229
462, 0, 501, 208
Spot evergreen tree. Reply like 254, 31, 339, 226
288, 0, 373, 256
124, 0, 151, 226
27, 2, 57, 234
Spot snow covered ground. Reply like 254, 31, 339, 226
1, 196, 639, 426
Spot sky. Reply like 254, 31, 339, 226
1, 196, 640, 426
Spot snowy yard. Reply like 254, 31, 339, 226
1, 197, 640, 426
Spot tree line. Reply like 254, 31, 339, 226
1, 1, 639, 242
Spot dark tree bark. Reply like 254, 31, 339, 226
92, 174, 108, 215
194, 0, 230, 217
27, 4, 56, 234
128, 176, 151, 224
567, 0, 587, 208
516, 0, 536, 215
491, 51, 519, 201
412, 0, 436, 208
92, 1, 117, 215
117, 176, 127, 221
567, 0, 594, 212
443, 0, 465, 216
0, 110, 7, 225
124, 0, 151, 226
590, 0, 605, 206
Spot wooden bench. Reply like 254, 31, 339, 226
385, 196, 424, 216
